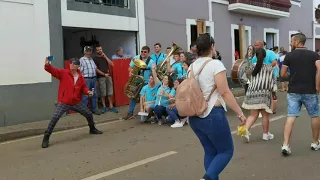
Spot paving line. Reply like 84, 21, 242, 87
0, 119, 123, 146
80, 151, 178, 180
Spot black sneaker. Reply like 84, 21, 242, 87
123, 113, 134, 120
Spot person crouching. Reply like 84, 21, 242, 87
42, 58, 103, 148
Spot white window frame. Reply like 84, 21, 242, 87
290, 0, 301, 7
186, 19, 215, 50
263, 28, 280, 48
288, 30, 300, 52
231, 24, 252, 64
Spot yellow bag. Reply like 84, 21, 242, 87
237, 125, 247, 136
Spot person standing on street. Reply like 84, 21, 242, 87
281, 33, 320, 155
150, 43, 166, 65
80, 46, 100, 115
122, 46, 155, 120
94, 45, 118, 114
42, 58, 103, 148
188, 33, 246, 180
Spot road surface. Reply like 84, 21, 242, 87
0, 92, 319, 180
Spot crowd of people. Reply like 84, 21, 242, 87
41, 31, 320, 180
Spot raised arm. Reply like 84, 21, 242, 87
44, 57, 62, 80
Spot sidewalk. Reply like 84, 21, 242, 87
0, 88, 245, 143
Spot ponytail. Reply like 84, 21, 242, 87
252, 48, 266, 77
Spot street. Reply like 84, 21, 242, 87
0, 92, 320, 180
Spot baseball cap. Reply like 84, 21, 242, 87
84, 46, 93, 52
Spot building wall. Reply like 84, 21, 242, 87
0, 0, 63, 126
211, 1, 313, 73
144, 0, 209, 50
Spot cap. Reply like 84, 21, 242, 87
84, 46, 93, 52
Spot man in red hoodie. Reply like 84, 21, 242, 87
42, 57, 103, 148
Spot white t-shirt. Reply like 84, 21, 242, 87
188, 57, 227, 118
74, 76, 79, 84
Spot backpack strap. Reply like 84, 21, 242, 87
206, 84, 217, 102
194, 59, 213, 77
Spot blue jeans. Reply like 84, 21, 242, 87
166, 107, 179, 123
189, 107, 234, 180
128, 83, 148, 115
287, 93, 319, 117
154, 105, 167, 120
82, 78, 97, 111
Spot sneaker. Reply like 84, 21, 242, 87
109, 107, 119, 113
311, 140, 320, 151
180, 117, 188, 125
171, 121, 183, 128
262, 132, 274, 141
101, 107, 108, 114
123, 113, 134, 120
242, 130, 250, 143
158, 119, 163, 126
281, 145, 292, 156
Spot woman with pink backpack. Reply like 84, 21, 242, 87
176, 33, 246, 180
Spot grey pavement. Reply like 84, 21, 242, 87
0, 88, 245, 142
0, 92, 320, 180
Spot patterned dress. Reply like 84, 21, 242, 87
242, 64, 276, 114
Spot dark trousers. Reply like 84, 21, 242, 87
154, 105, 167, 120
166, 107, 179, 123
189, 107, 234, 180
46, 103, 94, 134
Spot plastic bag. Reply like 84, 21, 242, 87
237, 125, 247, 136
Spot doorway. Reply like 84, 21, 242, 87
231, 24, 251, 64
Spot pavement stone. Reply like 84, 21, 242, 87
0, 88, 245, 143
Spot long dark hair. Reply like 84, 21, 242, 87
252, 48, 266, 77
245, 45, 256, 59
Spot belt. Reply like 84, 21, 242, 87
84, 76, 96, 79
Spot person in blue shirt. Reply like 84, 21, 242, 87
123, 46, 155, 120
154, 75, 175, 125
167, 52, 187, 81
252, 40, 278, 66
139, 64, 161, 122
150, 43, 167, 65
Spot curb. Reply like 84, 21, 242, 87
0, 89, 245, 143
0, 117, 122, 143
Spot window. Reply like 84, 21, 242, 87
186, 19, 214, 50
75, 0, 128, 8
264, 28, 279, 49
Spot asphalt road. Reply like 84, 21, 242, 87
0, 92, 320, 180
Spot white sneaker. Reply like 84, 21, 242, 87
281, 145, 291, 155
180, 117, 188, 125
171, 121, 183, 128
311, 140, 320, 151
262, 132, 274, 141
242, 130, 250, 143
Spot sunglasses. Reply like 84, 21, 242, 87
141, 50, 148, 54
71, 61, 80, 65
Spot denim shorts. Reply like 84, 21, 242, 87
287, 93, 319, 117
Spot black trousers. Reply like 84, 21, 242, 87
46, 103, 94, 134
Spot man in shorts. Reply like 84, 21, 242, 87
281, 33, 320, 155
94, 45, 118, 113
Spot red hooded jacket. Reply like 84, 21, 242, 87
45, 64, 90, 105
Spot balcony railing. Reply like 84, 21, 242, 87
228, 0, 291, 18
229, 0, 291, 12
74, 0, 128, 8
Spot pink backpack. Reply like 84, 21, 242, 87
175, 59, 216, 117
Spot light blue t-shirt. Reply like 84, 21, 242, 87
130, 55, 154, 83
172, 62, 186, 79
155, 86, 176, 107
251, 49, 278, 65
150, 53, 166, 65
139, 82, 161, 102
